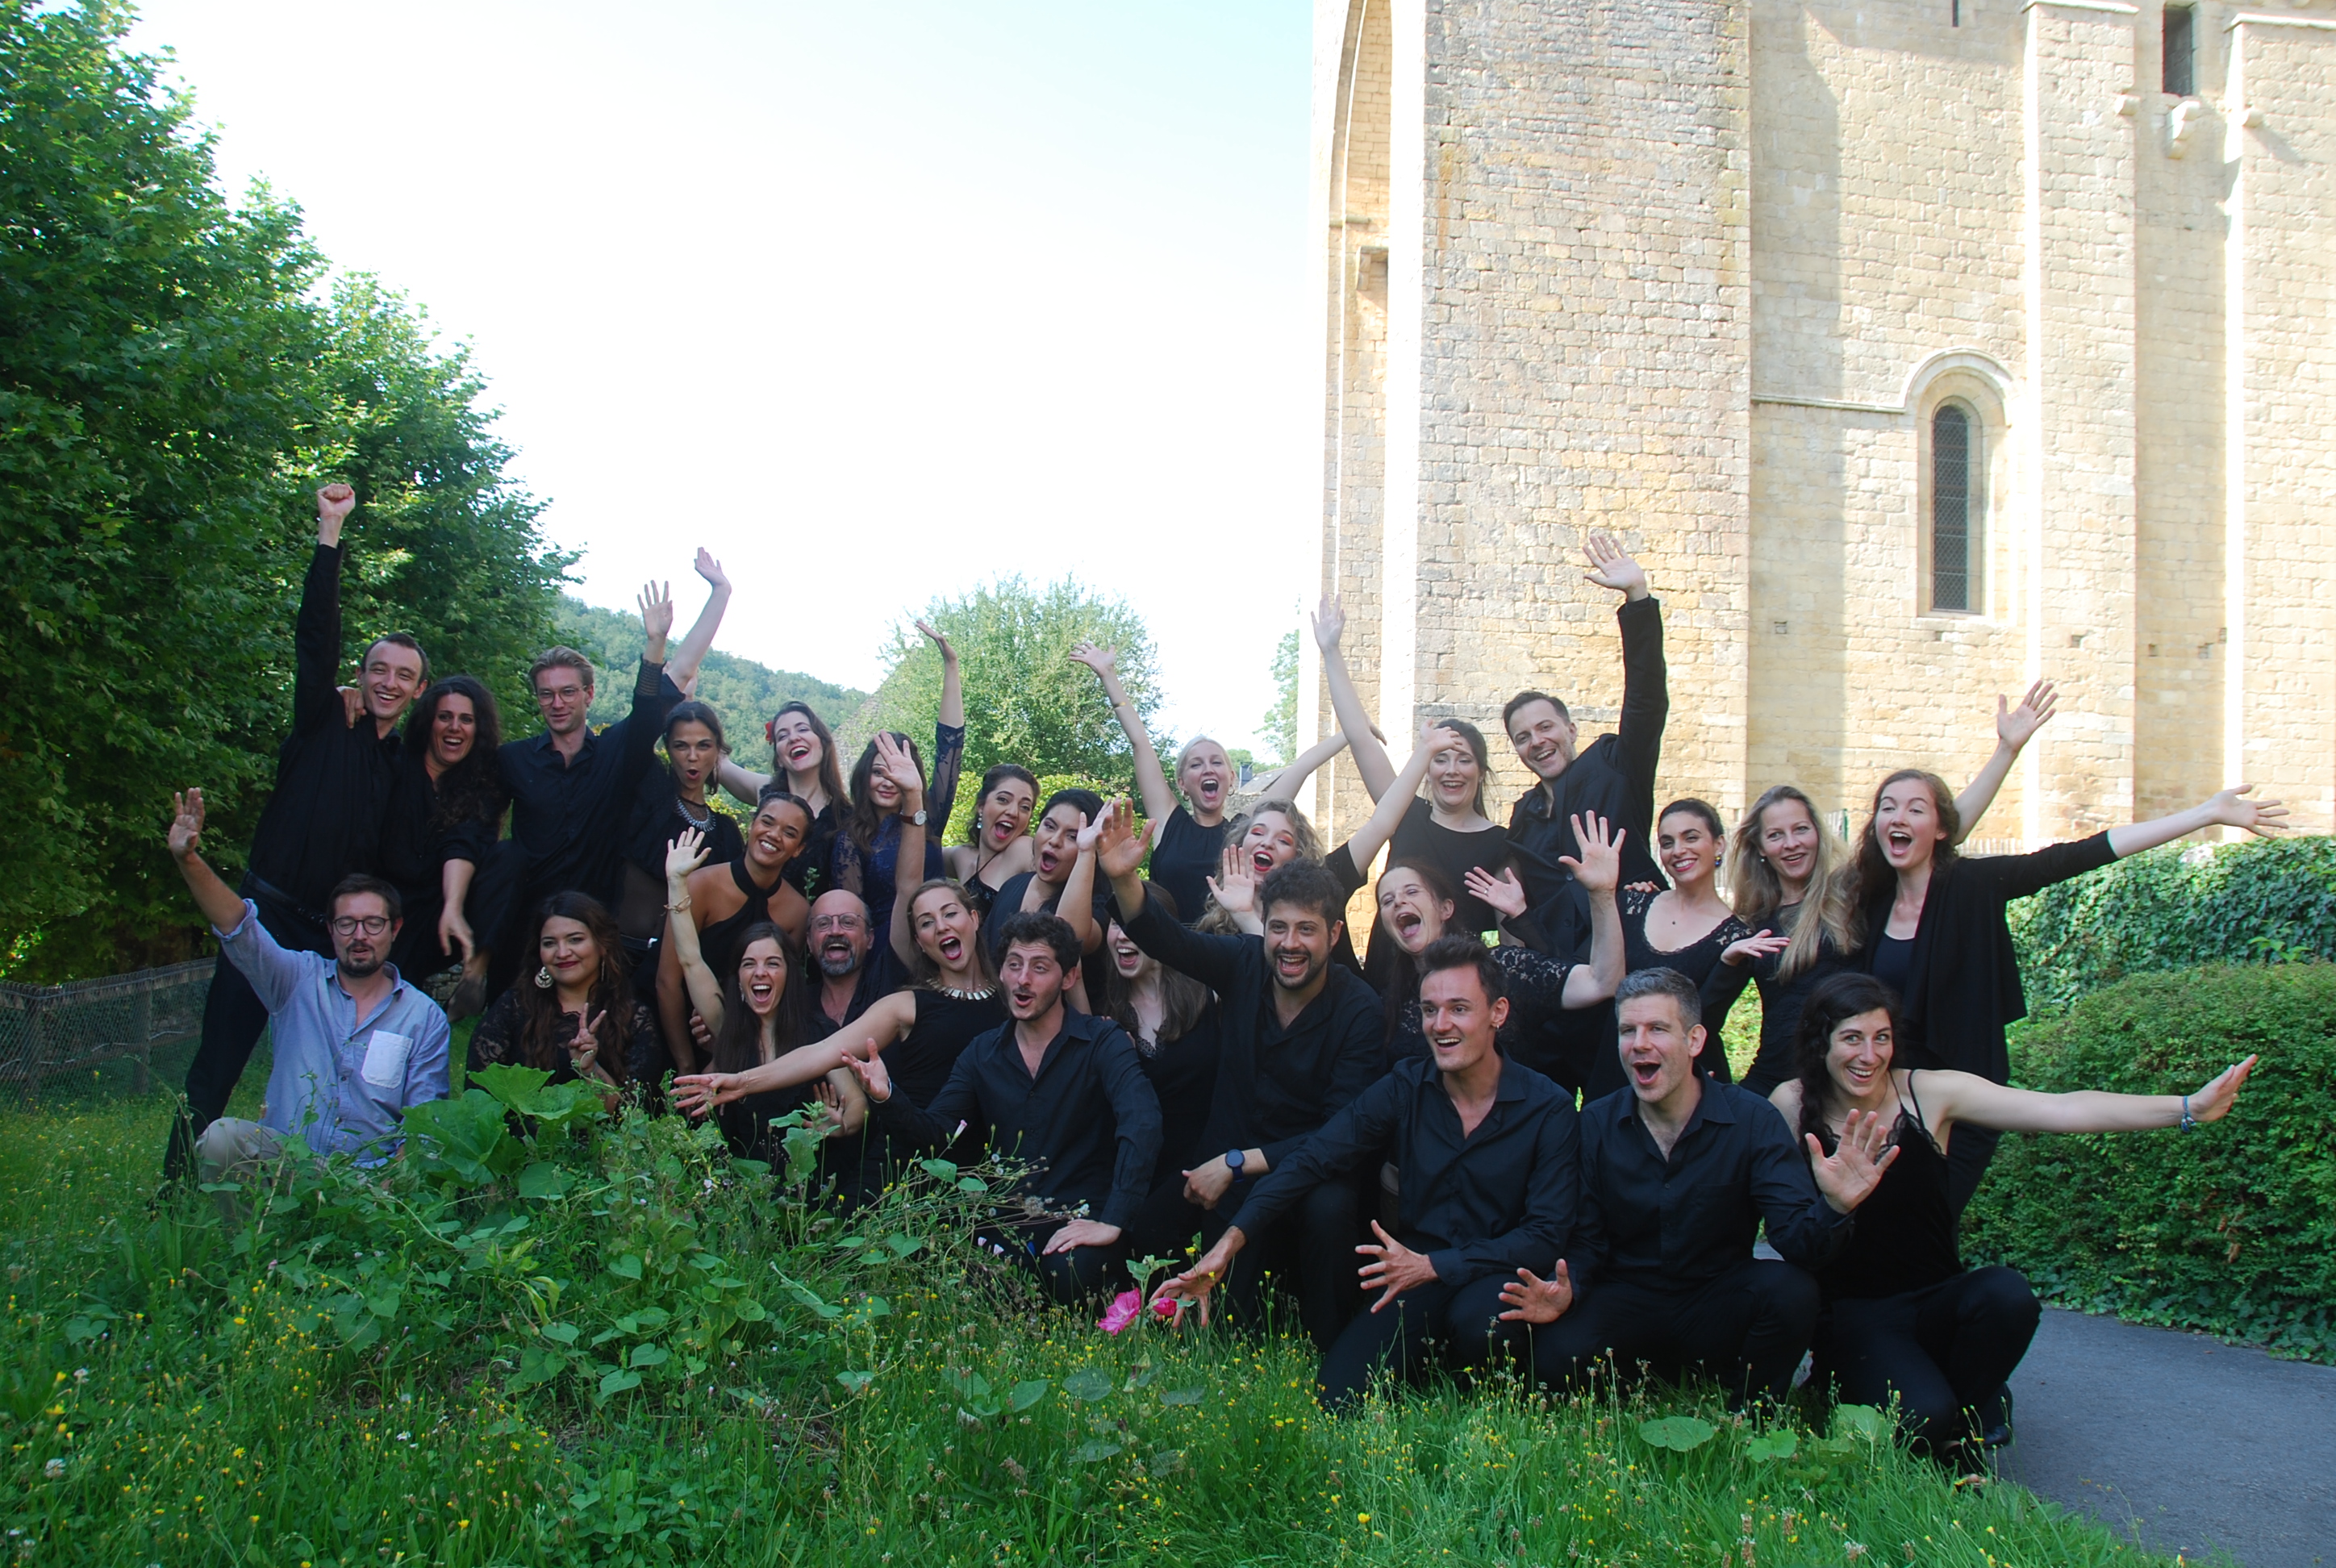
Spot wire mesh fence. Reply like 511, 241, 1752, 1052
0, 960, 211, 1104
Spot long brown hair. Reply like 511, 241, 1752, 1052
710, 922, 805, 1076
845, 730, 929, 856
1729, 784, 1859, 980
1854, 769, 1962, 908
900, 878, 997, 990
1196, 799, 1325, 936
519, 893, 631, 1082
1103, 883, 1210, 1049
405, 675, 507, 838
765, 701, 847, 807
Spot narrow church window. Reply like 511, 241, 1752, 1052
2163, 6, 2195, 96
1931, 403, 1975, 614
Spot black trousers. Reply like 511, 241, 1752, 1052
1530, 1261, 1820, 1406
977, 1215, 1127, 1307
1124, 1174, 1365, 1352
1817, 1267, 2039, 1454
1318, 1272, 1526, 1410
165, 889, 333, 1181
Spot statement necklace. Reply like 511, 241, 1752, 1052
674, 794, 714, 830
932, 981, 997, 1002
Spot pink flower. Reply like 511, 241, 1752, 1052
1098, 1291, 1141, 1334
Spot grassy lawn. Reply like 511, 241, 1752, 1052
0, 1044, 2171, 1567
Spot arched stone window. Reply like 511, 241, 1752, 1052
1928, 401, 1979, 614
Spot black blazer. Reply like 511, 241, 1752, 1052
1853, 833, 2116, 1083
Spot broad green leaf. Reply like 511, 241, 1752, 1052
1833, 1403, 1888, 1441
918, 1158, 959, 1181
945, 1370, 993, 1401
1744, 1430, 1798, 1462
1008, 1379, 1050, 1411
628, 1344, 669, 1369
598, 1369, 641, 1400
1159, 1387, 1206, 1407
1637, 1416, 1717, 1452
539, 1322, 580, 1345
1071, 1440, 1122, 1463
883, 1232, 925, 1260
836, 1370, 875, 1393
518, 1162, 568, 1202
1062, 1369, 1114, 1403
607, 1253, 644, 1281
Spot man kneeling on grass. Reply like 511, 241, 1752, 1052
845, 911, 1161, 1305
1497, 967, 1892, 1407
1151, 938, 1579, 1410
166, 789, 450, 1199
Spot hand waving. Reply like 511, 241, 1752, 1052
1808, 1108, 1901, 1214
694, 548, 729, 592
1310, 594, 1346, 653
1721, 929, 1790, 968
2205, 785, 2289, 838
1996, 681, 2059, 750
1464, 865, 1530, 921
665, 827, 710, 886
1558, 811, 1625, 896
1070, 640, 1119, 679
1092, 797, 1153, 882
1583, 531, 1649, 600
916, 619, 957, 666
2183, 1055, 2257, 1124
1206, 841, 1259, 919
637, 581, 676, 644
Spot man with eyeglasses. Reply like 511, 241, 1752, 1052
168, 787, 450, 1196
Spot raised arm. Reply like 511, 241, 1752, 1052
665, 550, 732, 690
614, 583, 678, 794
1340, 723, 1437, 874
715, 756, 771, 807
1557, 813, 1627, 1008
1308, 596, 1395, 799
1074, 642, 1175, 826
1918, 1057, 2255, 1139
2107, 786, 2288, 859
874, 732, 929, 967
1588, 533, 1665, 840
1953, 682, 2058, 840
917, 620, 967, 828
1095, 799, 1246, 990
290, 484, 360, 736
166, 789, 250, 936
660, 829, 725, 1035
1245, 728, 1350, 807
1058, 811, 1105, 955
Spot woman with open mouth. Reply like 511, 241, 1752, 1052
1709, 682, 2060, 1097
1312, 599, 1512, 972
1099, 884, 1223, 1195
467, 892, 650, 1111
1074, 640, 1350, 927
986, 787, 1112, 1002
717, 700, 849, 899
1853, 766, 2286, 1211
654, 790, 815, 1076
1775, 971, 2255, 1464
945, 763, 1038, 920
828, 622, 966, 939
379, 674, 507, 1010
615, 700, 748, 1046
671, 876, 1002, 1178
1193, 796, 1366, 977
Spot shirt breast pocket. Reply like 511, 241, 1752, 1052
361, 1031, 413, 1092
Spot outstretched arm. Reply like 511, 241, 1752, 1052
672, 993, 917, 1113
661, 830, 725, 1036
665, 550, 732, 690
1558, 814, 1627, 1007
166, 790, 248, 935
291, 485, 360, 737
874, 732, 930, 968
1341, 724, 1437, 873
2108, 786, 2288, 859
1074, 643, 1175, 827
1954, 682, 2057, 841
1309, 596, 1395, 799
1246, 728, 1350, 806
1919, 1058, 2255, 1138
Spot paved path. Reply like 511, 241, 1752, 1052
2001, 1307, 2336, 1567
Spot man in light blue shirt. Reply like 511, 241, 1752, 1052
168, 788, 450, 1180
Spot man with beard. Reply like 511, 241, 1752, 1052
1153, 939, 1580, 1410
1092, 797, 1381, 1351
1500, 530, 1666, 902
166, 482, 431, 1182
166, 788, 449, 1198
848, 912, 1160, 1303
1498, 968, 1894, 1407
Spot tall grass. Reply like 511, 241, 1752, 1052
1, 1080, 2167, 1566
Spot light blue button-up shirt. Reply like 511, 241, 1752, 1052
217, 900, 452, 1163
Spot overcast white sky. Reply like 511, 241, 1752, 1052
124, 0, 1316, 753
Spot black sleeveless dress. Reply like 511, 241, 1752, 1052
699, 858, 789, 982
1812, 1088, 1962, 1303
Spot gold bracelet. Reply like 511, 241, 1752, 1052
665, 897, 691, 911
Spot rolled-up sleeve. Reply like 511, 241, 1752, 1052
215, 900, 308, 1013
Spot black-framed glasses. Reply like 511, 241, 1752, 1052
330, 915, 393, 936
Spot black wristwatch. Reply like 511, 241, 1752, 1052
1224, 1148, 1245, 1178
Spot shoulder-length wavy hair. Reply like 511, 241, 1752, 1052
517, 892, 630, 1082
844, 731, 929, 857
1103, 882, 1211, 1049
1729, 784, 1859, 980
1854, 769, 1962, 909
405, 675, 507, 838
1791, 971, 1903, 1146
765, 701, 848, 807
899, 878, 998, 990
709, 920, 805, 1077
1196, 798, 1325, 936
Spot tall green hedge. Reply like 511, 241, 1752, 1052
1962, 963, 2336, 1361
2009, 836, 2336, 1015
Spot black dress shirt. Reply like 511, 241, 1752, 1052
1566, 1079, 1852, 1295
496, 660, 674, 909
1121, 895, 1383, 1167
871, 1009, 1162, 1229
244, 544, 403, 918
1231, 1054, 1580, 1287
378, 749, 500, 915
1506, 595, 1667, 904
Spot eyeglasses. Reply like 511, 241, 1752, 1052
331, 915, 393, 936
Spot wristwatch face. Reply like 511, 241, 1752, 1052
911, 809, 929, 827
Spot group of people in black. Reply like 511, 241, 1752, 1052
171, 486, 2281, 1466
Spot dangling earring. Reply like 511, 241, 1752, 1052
534, 966, 553, 990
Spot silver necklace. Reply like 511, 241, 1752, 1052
674, 794, 713, 829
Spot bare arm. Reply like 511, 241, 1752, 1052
661, 832, 725, 1038
1341, 724, 1437, 871
1246, 728, 1350, 805
874, 732, 928, 968
665, 550, 731, 690
715, 756, 772, 807
165, 790, 248, 934
2107, 786, 2288, 858
1074, 643, 1175, 827
1558, 814, 1627, 1007
1918, 1060, 2255, 1138
1309, 596, 1395, 799
1954, 682, 2057, 842
1058, 812, 1104, 954
674, 993, 916, 1107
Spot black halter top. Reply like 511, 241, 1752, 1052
699, 857, 787, 980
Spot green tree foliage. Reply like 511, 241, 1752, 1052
2009, 837, 2336, 1015
553, 596, 867, 742
858, 578, 1163, 795
0, 2, 569, 980
1264, 628, 1299, 765
1963, 962, 2336, 1360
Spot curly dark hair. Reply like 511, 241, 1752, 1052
1791, 971, 1903, 1147
404, 675, 507, 838
515, 893, 631, 1083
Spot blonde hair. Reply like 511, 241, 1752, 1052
1195, 799, 1324, 936
1728, 785, 1858, 981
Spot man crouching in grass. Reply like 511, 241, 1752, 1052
1152, 937, 1580, 1410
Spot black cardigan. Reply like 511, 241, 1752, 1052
1853, 833, 2117, 1083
